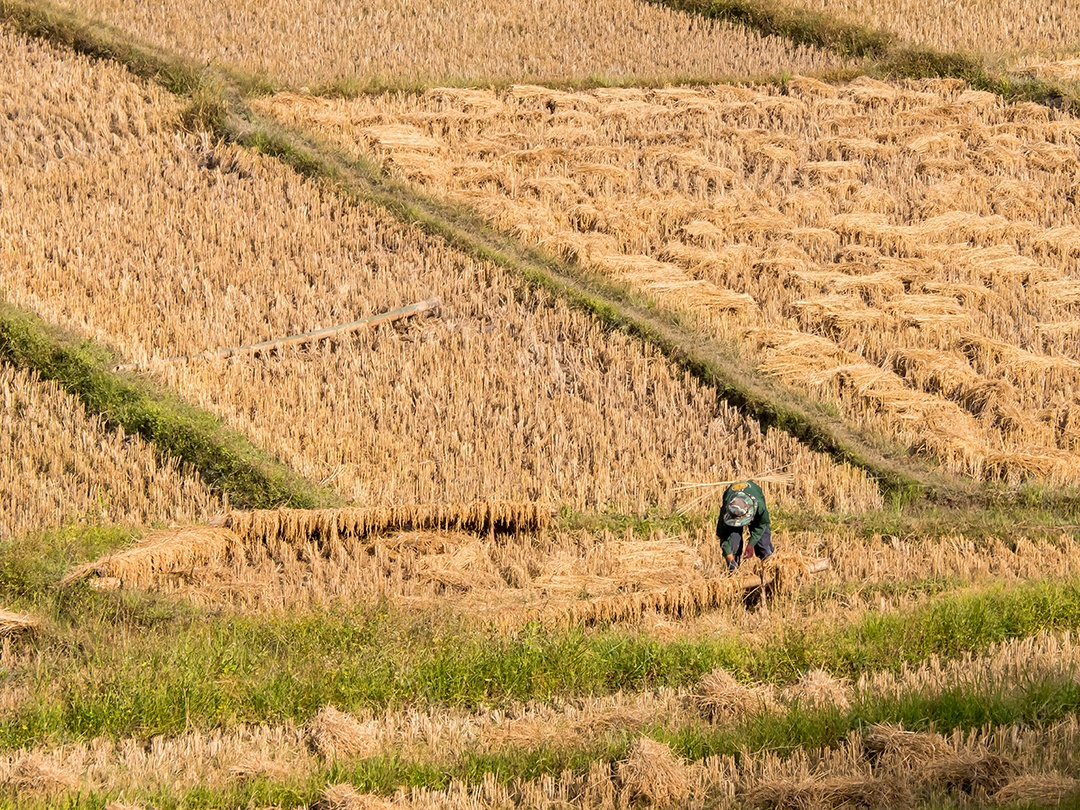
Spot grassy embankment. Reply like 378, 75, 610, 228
656, 0, 1078, 109
0, 299, 339, 512
3, 518, 1080, 749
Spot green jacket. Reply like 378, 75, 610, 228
717, 480, 770, 556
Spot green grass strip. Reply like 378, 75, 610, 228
3, 672, 1079, 808
0, 301, 340, 510
4, 553, 1080, 749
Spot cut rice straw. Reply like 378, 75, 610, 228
673, 469, 794, 515
0, 609, 37, 637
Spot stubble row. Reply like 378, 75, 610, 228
51, 0, 846, 90
3, 635, 1080, 804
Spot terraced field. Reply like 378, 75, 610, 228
258, 78, 1080, 484
50, 0, 847, 89
1, 0, 1080, 807
0, 28, 881, 514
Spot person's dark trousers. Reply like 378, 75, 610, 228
724, 526, 773, 566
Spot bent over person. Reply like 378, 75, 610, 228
718, 480, 773, 572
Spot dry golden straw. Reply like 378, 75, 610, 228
54, 0, 846, 88
0, 364, 220, 541
258, 77, 1080, 485
305, 707, 379, 761
0, 609, 37, 638
695, 669, 777, 722
318, 784, 394, 810
226, 502, 551, 545
783, 669, 851, 713
746, 774, 914, 810
992, 774, 1080, 806
617, 738, 691, 806
0, 30, 882, 515
61, 526, 242, 589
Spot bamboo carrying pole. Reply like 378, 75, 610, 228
115, 297, 440, 372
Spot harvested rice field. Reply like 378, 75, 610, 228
0, 27, 882, 514
0, 363, 219, 540
4, 681, 1080, 805
256, 78, 1080, 484
3, 3, 1080, 809
51, 0, 847, 89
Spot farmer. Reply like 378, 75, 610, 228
718, 480, 773, 572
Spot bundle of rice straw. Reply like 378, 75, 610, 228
862, 723, 951, 768
0, 609, 36, 637
228, 753, 291, 782
305, 706, 379, 760
317, 783, 394, 810
991, 774, 1080, 806
747, 774, 914, 809
695, 668, 775, 721
762, 552, 818, 597
617, 738, 691, 805
227, 501, 550, 545
783, 668, 851, 712
60, 526, 240, 588
3, 754, 78, 793
924, 751, 1014, 796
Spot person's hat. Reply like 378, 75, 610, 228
723, 492, 756, 527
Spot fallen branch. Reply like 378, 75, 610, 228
115, 297, 440, 372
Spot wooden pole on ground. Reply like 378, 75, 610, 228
115, 297, 440, 372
